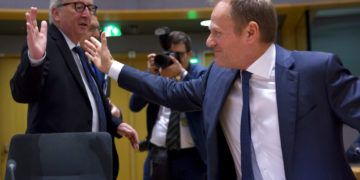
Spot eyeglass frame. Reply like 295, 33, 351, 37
58, 2, 98, 15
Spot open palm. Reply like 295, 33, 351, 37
26, 7, 47, 60
84, 32, 113, 73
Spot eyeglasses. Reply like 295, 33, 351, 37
59, 2, 98, 15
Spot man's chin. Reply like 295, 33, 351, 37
215, 60, 230, 68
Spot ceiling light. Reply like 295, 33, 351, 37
200, 20, 211, 27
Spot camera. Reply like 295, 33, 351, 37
154, 51, 181, 69
153, 27, 181, 68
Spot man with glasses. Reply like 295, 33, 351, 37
129, 31, 207, 180
10, 1, 138, 179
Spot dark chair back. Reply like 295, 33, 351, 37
5, 132, 113, 180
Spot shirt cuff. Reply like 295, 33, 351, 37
180, 69, 188, 80
28, 50, 46, 67
108, 60, 124, 82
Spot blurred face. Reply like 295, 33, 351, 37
169, 43, 191, 69
88, 16, 100, 38
52, 0, 94, 43
80, 16, 99, 48
206, 1, 249, 69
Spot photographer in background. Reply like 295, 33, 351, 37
129, 29, 207, 180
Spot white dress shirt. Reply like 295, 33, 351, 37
220, 44, 285, 180
150, 106, 195, 149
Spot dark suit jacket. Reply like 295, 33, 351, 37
10, 24, 121, 178
129, 64, 208, 163
117, 45, 360, 180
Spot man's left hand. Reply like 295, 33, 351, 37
117, 122, 139, 150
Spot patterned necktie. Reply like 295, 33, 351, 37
166, 110, 181, 150
73, 46, 107, 131
241, 70, 254, 180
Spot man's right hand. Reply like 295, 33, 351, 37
84, 32, 114, 74
26, 7, 47, 60
147, 53, 159, 74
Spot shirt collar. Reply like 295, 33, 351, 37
59, 30, 79, 50
247, 43, 276, 79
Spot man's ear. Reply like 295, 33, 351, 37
246, 21, 260, 43
52, 8, 60, 23
187, 50, 193, 58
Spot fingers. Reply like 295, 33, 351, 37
89, 37, 101, 49
100, 32, 108, 49
25, 12, 31, 27
84, 51, 94, 61
27, 7, 38, 31
169, 55, 181, 65
84, 39, 97, 55
118, 123, 139, 150
40, 20, 48, 35
30, 7, 38, 28
147, 54, 156, 65
25, 13, 34, 35
147, 53, 156, 59
26, 7, 42, 40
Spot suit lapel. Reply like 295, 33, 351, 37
275, 45, 298, 179
206, 65, 239, 135
49, 24, 87, 95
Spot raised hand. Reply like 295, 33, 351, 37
147, 53, 159, 74
84, 32, 113, 73
26, 7, 47, 60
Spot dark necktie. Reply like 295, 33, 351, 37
241, 70, 254, 180
166, 110, 181, 150
73, 46, 107, 131
91, 63, 107, 94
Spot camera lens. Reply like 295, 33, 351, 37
154, 51, 181, 69
154, 54, 172, 68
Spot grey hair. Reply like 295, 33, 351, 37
48, 0, 64, 24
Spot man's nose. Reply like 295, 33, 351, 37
206, 35, 215, 48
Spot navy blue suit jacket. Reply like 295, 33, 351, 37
117, 45, 360, 180
129, 64, 208, 163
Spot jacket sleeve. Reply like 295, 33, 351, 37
118, 65, 208, 112
10, 44, 48, 103
129, 93, 149, 112
326, 54, 360, 129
